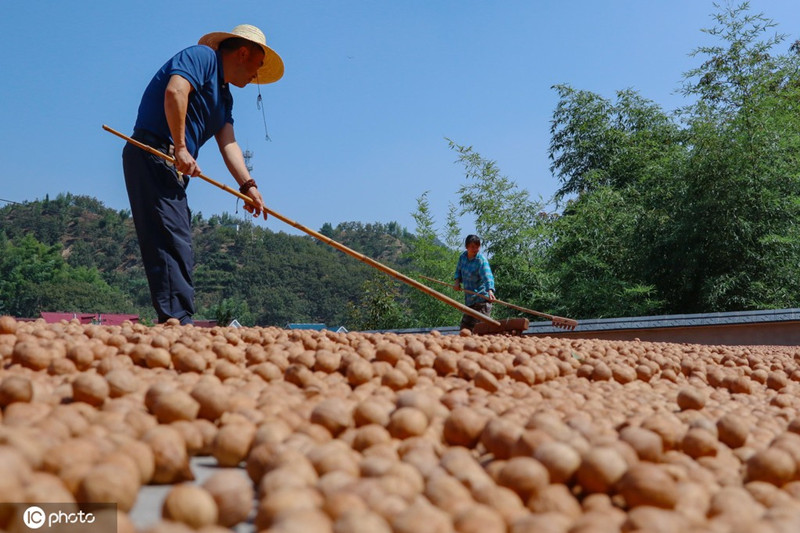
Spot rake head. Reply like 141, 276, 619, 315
551, 316, 578, 330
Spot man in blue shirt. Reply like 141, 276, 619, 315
454, 234, 496, 331
122, 25, 283, 325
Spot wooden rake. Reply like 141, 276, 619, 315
103, 125, 532, 335
419, 275, 578, 331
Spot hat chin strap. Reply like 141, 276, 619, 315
256, 73, 271, 142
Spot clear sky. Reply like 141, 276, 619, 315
1, 1, 798, 238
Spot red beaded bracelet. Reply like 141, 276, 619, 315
239, 179, 257, 194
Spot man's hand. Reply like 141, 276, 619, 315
488, 289, 496, 302
243, 188, 268, 220
173, 147, 201, 177
454, 282, 462, 291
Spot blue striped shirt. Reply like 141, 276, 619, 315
454, 251, 495, 306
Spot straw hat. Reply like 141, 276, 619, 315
198, 24, 284, 84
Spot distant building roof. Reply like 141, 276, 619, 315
286, 323, 348, 333
37, 312, 139, 325
287, 323, 327, 331
40, 312, 97, 324
98, 314, 139, 326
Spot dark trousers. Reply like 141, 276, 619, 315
460, 301, 493, 331
122, 135, 195, 325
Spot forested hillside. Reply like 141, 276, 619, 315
0, 194, 414, 327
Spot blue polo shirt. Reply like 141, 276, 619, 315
134, 45, 233, 158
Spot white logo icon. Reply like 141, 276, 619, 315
23, 506, 46, 529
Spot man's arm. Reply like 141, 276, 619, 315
481, 256, 496, 301
215, 123, 267, 219
164, 74, 200, 177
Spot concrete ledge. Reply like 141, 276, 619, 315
525, 308, 800, 346
129, 457, 254, 531
372, 309, 800, 346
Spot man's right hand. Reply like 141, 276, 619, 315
173, 147, 201, 177
243, 188, 268, 220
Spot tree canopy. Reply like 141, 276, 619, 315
403, 2, 800, 322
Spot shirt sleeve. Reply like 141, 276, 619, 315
226, 94, 234, 125
481, 256, 495, 291
454, 254, 463, 282
167, 46, 215, 92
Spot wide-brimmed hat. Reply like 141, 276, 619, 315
198, 24, 283, 84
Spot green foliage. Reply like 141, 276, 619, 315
545, 187, 666, 318
200, 297, 254, 327
549, 86, 686, 200
190, 218, 412, 327
322, 221, 413, 264
545, 1, 800, 316
681, 2, 792, 118
403, 192, 461, 328
399, 144, 558, 328
0, 195, 413, 328
666, 2, 800, 311
401, 3, 800, 323
346, 275, 411, 330
448, 140, 553, 317
546, 85, 683, 317
444, 204, 462, 250
0, 232, 134, 317
657, 2, 800, 312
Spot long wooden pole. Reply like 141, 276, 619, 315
103, 125, 500, 327
419, 274, 578, 330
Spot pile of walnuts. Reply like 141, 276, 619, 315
2, 314, 800, 532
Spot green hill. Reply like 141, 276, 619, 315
0, 193, 413, 327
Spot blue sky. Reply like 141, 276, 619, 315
2, 1, 798, 238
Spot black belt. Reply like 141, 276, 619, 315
132, 129, 172, 152
131, 129, 187, 185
